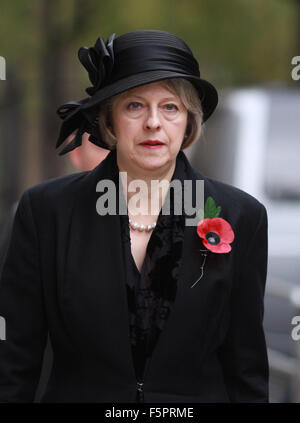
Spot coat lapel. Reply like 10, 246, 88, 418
62, 150, 136, 382
143, 153, 234, 385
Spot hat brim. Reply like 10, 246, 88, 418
81, 70, 218, 122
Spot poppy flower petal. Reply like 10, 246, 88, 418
197, 218, 212, 238
202, 239, 232, 253
206, 218, 234, 242
212, 218, 235, 243
197, 218, 234, 244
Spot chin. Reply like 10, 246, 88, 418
137, 156, 173, 172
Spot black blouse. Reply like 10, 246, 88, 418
118, 154, 187, 383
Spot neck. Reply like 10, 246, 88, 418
117, 160, 176, 218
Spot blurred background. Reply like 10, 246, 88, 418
0, 0, 300, 402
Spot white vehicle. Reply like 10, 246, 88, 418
186, 87, 300, 402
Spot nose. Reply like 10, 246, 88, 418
144, 106, 161, 130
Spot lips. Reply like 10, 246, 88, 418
140, 140, 164, 146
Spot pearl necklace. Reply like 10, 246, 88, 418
128, 218, 157, 232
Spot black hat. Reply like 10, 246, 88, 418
56, 30, 218, 155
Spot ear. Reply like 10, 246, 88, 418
108, 125, 115, 137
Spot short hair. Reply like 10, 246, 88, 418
97, 78, 203, 150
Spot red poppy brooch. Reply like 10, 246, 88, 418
190, 196, 235, 288
197, 197, 235, 253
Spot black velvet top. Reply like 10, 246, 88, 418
118, 153, 187, 382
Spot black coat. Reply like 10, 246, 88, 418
0, 150, 269, 403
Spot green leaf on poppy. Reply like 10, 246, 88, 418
215, 205, 222, 217
204, 197, 222, 218
204, 196, 217, 218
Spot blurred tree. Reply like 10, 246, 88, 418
295, 0, 300, 53
0, 66, 22, 223
38, 0, 108, 180
38, 0, 69, 180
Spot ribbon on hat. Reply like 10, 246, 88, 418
78, 33, 116, 96
56, 100, 87, 155
56, 99, 109, 155
55, 34, 116, 155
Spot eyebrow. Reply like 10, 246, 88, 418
125, 94, 179, 102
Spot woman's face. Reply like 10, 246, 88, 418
111, 81, 188, 175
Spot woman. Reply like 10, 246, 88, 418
0, 30, 269, 403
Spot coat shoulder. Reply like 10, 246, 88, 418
190, 165, 267, 237
204, 174, 265, 212
205, 173, 267, 239
22, 153, 113, 207
28, 171, 89, 197
20, 171, 91, 216
184, 154, 265, 215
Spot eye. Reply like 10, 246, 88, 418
127, 101, 142, 110
164, 103, 178, 111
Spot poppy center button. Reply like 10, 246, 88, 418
205, 231, 220, 245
